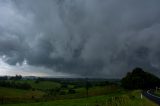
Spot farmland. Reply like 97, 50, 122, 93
0, 77, 157, 106
1, 89, 157, 106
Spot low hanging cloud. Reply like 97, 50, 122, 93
0, 0, 160, 78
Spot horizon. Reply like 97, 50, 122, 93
0, 75, 121, 79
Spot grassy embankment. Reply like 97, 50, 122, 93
155, 89, 160, 97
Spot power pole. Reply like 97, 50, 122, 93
86, 78, 89, 98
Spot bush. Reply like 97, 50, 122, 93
60, 91, 66, 95
68, 89, 76, 94
61, 83, 68, 88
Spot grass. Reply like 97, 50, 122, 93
12, 80, 61, 90
0, 83, 119, 104
0, 80, 157, 106
0, 87, 44, 98
0, 87, 45, 104
2, 90, 158, 106
155, 89, 160, 97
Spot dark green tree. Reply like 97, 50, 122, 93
121, 67, 160, 89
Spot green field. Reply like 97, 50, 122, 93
0, 79, 158, 106
9, 80, 61, 90
2, 90, 157, 106
0, 87, 44, 98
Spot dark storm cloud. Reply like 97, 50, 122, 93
0, 0, 160, 78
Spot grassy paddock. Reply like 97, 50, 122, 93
2, 90, 157, 106
10, 80, 61, 90
0, 81, 120, 104
0, 87, 45, 104
0, 87, 44, 98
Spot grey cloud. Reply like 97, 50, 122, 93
0, 0, 160, 78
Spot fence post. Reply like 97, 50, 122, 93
141, 93, 143, 99
1, 96, 4, 104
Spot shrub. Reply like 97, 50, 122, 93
68, 89, 76, 94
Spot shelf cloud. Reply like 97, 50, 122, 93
0, 0, 160, 78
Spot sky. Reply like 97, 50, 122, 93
0, 0, 160, 78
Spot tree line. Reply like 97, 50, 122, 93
0, 75, 31, 90
0, 81, 31, 90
